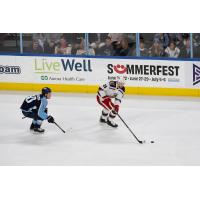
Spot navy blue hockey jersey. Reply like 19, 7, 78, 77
20, 94, 48, 120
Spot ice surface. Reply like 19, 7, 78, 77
0, 91, 200, 165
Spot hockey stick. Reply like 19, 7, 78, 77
116, 113, 145, 144
54, 122, 66, 133
23, 116, 67, 133
99, 97, 145, 144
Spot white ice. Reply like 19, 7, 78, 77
0, 91, 200, 165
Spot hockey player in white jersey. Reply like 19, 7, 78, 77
96, 77, 125, 128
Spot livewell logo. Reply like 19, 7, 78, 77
34, 58, 92, 74
193, 64, 200, 86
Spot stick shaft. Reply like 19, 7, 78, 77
54, 122, 66, 133
117, 113, 142, 143
98, 96, 142, 143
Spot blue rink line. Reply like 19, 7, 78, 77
0, 52, 200, 62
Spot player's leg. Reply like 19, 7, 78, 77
33, 118, 45, 133
97, 95, 118, 127
97, 95, 112, 123
30, 120, 36, 130
31, 108, 48, 133
22, 110, 45, 133
32, 110, 45, 133
100, 108, 109, 123
107, 109, 118, 128
22, 111, 37, 130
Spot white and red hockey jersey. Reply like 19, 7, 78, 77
97, 81, 125, 106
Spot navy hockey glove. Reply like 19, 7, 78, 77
47, 115, 54, 123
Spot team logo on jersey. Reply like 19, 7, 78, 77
193, 64, 200, 85
0, 65, 21, 74
113, 64, 127, 74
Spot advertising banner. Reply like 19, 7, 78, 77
0, 55, 200, 89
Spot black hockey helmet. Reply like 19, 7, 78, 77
42, 87, 52, 96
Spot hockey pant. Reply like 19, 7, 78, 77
96, 95, 117, 122
22, 108, 47, 128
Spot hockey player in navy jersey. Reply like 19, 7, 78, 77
96, 77, 125, 128
20, 87, 55, 133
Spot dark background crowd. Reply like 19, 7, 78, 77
0, 33, 200, 58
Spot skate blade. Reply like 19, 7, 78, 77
32, 131, 45, 134
106, 123, 118, 128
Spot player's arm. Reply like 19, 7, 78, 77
37, 98, 48, 120
38, 97, 55, 123
98, 83, 109, 98
114, 87, 125, 113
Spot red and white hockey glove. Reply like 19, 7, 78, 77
114, 105, 119, 114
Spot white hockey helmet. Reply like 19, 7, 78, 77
117, 76, 126, 88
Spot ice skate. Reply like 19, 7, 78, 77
107, 119, 118, 128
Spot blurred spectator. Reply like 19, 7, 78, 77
193, 34, 200, 48
97, 36, 113, 56
179, 39, 191, 58
139, 39, 149, 56
149, 41, 164, 57
178, 34, 190, 49
44, 40, 56, 54
165, 41, 180, 58
31, 40, 43, 53
108, 33, 123, 55
89, 33, 108, 44
88, 34, 100, 52
126, 33, 136, 56
88, 33, 108, 55
63, 33, 84, 45
44, 33, 62, 53
0, 33, 19, 52
0, 34, 7, 47
108, 33, 123, 44
169, 33, 183, 47
55, 36, 72, 55
46, 33, 62, 45
112, 42, 121, 56
88, 43, 96, 55
193, 34, 200, 58
118, 37, 130, 56
154, 33, 170, 49
126, 33, 136, 43
75, 37, 86, 55
194, 45, 200, 58
182, 33, 190, 40
32, 33, 46, 51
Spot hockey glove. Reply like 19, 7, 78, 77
47, 115, 55, 123
114, 105, 119, 114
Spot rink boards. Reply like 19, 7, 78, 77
0, 54, 200, 96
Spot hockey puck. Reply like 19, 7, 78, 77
151, 141, 154, 143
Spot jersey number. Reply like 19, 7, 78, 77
103, 84, 107, 88
26, 96, 37, 103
